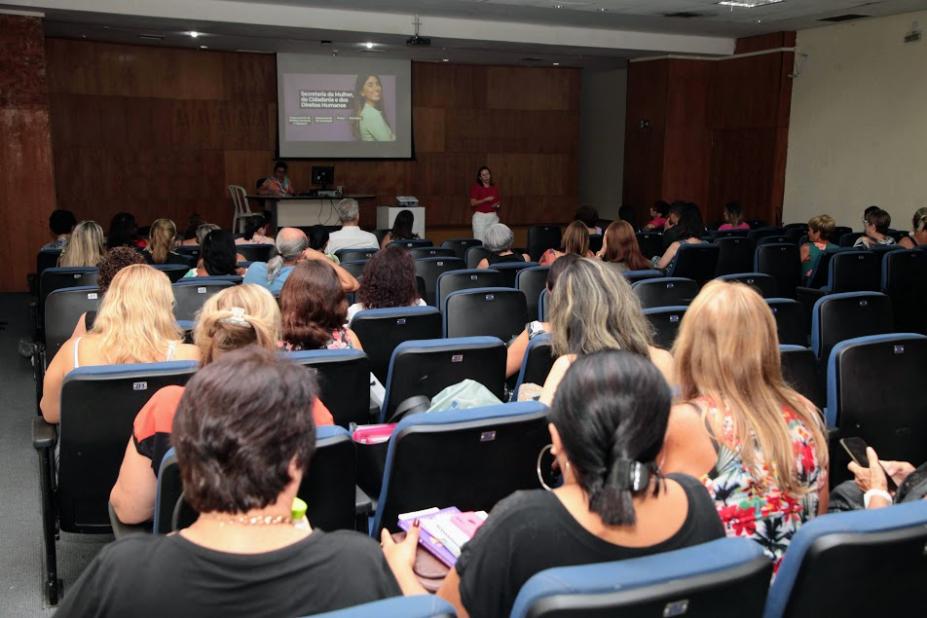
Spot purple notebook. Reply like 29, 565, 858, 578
398, 507, 488, 568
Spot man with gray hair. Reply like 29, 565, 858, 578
242, 227, 359, 294
325, 198, 379, 255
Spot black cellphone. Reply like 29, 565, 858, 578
840, 437, 897, 492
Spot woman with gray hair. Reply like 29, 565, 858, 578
476, 223, 529, 269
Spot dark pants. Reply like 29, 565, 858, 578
828, 481, 866, 512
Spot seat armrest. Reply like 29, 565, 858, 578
108, 503, 151, 539
33, 417, 58, 450
355, 486, 374, 516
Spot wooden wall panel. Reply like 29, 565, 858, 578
46, 40, 580, 243
623, 60, 668, 214
0, 16, 57, 292
663, 60, 711, 211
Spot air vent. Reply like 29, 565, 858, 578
819, 14, 869, 22
521, 57, 543, 63
664, 11, 708, 18
138, 34, 165, 41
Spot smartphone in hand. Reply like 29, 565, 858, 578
840, 437, 898, 492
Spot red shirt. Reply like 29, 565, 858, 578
469, 183, 500, 213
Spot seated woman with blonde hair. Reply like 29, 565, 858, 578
661, 281, 828, 573
538, 220, 596, 266
109, 283, 333, 525
58, 220, 105, 268
537, 258, 674, 404
40, 264, 199, 424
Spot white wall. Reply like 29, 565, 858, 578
580, 67, 627, 220
783, 10, 927, 230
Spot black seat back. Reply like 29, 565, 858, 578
714, 237, 756, 276
882, 249, 927, 334
828, 251, 882, 292
465, 245, 492, 269
286, 350, 372, 427
632, 277, 698, 309
767, 298, 808, 346
40, 267, 99, 310
747, 227, 784, 242
489, 261, 537, 288
513, 333, 556, 398
666, 244, 719, 286
813, 292, 893, 362
643, 306, 686, 349
235, 244, 273, 263
527, 225, 562, 262
780, 345, 823, 409
351, 307, 442, 383
335, 248, 378, 262
717, 272, 777, 297
414, 257, 466, 306
436, 269, 506, 313
636, 232, 663, 260
838, 231, 864, 247
443, 288, 528, 341
410, 247, 456, 259
44, 286, 100, 355
172, 279, 236, 322
340, 260, 368, 278
381, 337, 506, 420
388, 239, 432, 249
37, 249, 61, 276
441, 238, 482, 260
516, 266, 550, 321
755, 243, 801, 297
58, 362, 196, 532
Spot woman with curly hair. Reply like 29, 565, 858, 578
346, 246, 425, 323
279, 260, 364, 351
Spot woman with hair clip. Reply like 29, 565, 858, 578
144, 218, 187, 266
661, 281, 828, 573
597, 220, 651, 272
40, 265, 200, 424
898, 207, 927, 249
382, 350, 725, 617
538, 220, 596, 266
537, 258, 675, 404
109, 284, 333, 525
58, 220, 105, 267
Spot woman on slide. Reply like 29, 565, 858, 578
470, 166, 501, 242
354, 74, 395, 142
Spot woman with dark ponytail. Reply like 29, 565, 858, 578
381, 350, 724, 617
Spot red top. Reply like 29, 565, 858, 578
469, 183, 500, 213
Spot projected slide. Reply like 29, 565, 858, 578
277, 54, 412, 159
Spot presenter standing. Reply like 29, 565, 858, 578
469, 166, 501, 242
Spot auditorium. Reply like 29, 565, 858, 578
3, 0, 927, 616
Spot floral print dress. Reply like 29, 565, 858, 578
696, 397, 824, 574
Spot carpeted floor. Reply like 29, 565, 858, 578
0, 294, 110, 616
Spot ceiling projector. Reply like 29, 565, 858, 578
406, 35, 432, 47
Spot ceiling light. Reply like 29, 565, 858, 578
187, 31, 201, 38
599, 7, 607, 12
553, 62, 560, 66
442, 58, 449, 62
717, 0, 783, 7
364, 41, 375, 49
200, 45, 208, 49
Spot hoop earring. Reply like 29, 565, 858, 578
537, 444, 555, 491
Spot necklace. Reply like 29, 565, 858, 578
200, 512, 294, 526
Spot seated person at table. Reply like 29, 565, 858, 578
183, 229, 246, 278
800, 214, 837, 283
717, 201, 750, 231
244, 228, 359, 295
898, 207, 927, 249
347, 246, 426, 323
59, 347, 397, 617
382, 350, 725, 617
476, 223, 530, 269
539, 221, 595, 266
380, 209, 419, 248
504, 254, 579, 378
58, 220, 105, 267
326, 198, 379, 254
258, 160, 296, 197
144, 218, 188, 266
42, 209, 76, 251
654, 204, 705, 270
40, 265, 199, 424
854, 207, 896, 248
109, 284, 333, 525
70, 247, 145, 338
235, 214, 275, 245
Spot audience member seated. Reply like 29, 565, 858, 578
109, 284, 333, 524
661, 281, 828, 572
325, 198, 379, 254
597, 220, 651, 272
537, 258, 674, 404
144, 218, 187, 266
800, 214, 837, 283
660, 201, 688, 251
57, 220, 105, 268
70, 247, 146, 338
183, 230, 246, 278
235, 214, 275, 245
654, 204, 705, 270
504, 254, 579, 378
107, 211, 145, 250
828, 446, 926, 512
179, 213, 205, 246
40, 265, 199, 424
181, 222, 219, 247
642, 200, 669, 231
42, 209, 76, 251
717, 201, 750, 231
898, 207, 927, 249
347, 246, 426, 323
855, 207, 895, 248
380, 209, 419, 248
257, 159, 296, 197
574, 205, 602, 235
476, 223, 530, 269
382, 350, 725, 616
244, 228, 359, 294
59, 347, 396, 617
280, 260, 364, 351
539, 220, 595, 265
